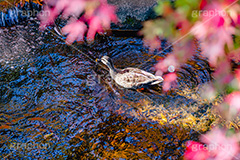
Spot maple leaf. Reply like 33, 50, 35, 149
224, 91, 240, 116
191, 1, 235, 67
154, 54, 179, 91
43, 0, 58, 6
38, 6, 59, 29
201, 128, 239, 160
213, 60, 233, 84
162, 73, 177, 91
143, 37, 161, 52
199, 0, 207, 10
39, 0, 117, 43
87, 16, 104, 42
184, 141, 209, 160
86, 1, 117, 42
155, 54, 179, 73
55, 0, 86, 18
62, 20, 87, 44
235, 69, 240, 89
96, 2, 117, 28
228, 48, 240, 63
192, 23, 234, 66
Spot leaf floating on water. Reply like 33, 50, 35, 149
161, 113, 168, 123
44, 133, 54, 139
0, 125, 11, 129
29, 117, 46, 121
91, 143, 98, 150
74, 135, 86, 142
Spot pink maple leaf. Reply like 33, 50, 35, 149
229, 48, 240, 63
155, 54, 179, 73
200, 2, 229, 28
55, 0, 86, 18
96, 2, 118, 28
39, 0, 117, 44
43, 0, 58, 6
225, 91, 240, 115
87, 16, 104, 42
86, 1, 117, 42
192, 24, 234, 66
191, 1, 235, 67
143, 37, 161, 52
213, 60, 233, 84
237, 14, 240, 25
155, 55, 179, 91
184, 141, 209, 160
38, 6, 59, 29
62, 20, 87, 44
235, 69, 240, 89
201, 128, 239, 160
162, 73, 177, 91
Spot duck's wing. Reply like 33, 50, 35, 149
121, 68, 163, 80
132, 69, 164, 83
119, 68, 152, 77
115, 68, 163, 88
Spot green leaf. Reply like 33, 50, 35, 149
154, 0, 171, 16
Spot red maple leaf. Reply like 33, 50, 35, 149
184, 141, 209, 160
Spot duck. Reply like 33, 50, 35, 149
100, 56, 164, 89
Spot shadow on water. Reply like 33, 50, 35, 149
0, 20, 216, 159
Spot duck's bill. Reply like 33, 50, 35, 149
95, 58, 101, 62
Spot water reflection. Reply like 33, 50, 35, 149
0, 21, 215, 159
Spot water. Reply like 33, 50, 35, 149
0, 2, 41, 27
0, 19, 214, 159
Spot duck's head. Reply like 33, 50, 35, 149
101, 56, 110, 65
101, 56, 115, 70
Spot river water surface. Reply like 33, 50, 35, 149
0, 19, 215, 159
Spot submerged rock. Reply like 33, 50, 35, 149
109, 0, 158, 29
108, 0, 158, 22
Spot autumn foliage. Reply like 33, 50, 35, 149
141, 0, 240, 159
39, 0, 117, 43
37, 0, 240, 159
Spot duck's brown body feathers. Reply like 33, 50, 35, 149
101, 56, 164, 89
115, 68, 163, 88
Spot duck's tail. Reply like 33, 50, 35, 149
150, 76, 164, 85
